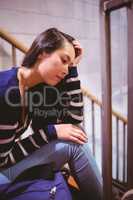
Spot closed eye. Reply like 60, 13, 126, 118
61, 58, 68, 64
60, 54, 73, 65
61, 58, 69, 64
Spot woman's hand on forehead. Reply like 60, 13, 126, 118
72, 40, 83, 65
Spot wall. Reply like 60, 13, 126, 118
0, 0, 101, 96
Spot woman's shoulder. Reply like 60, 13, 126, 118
0, 67, 21, 124
0, 66, 18, 84
0, 66, 19, 95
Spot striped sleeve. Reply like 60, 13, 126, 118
31, 117, 57, 141
0, 122, 18, 168
60, 66, 84, 124
0, 121, 57, 168
0, 127, 52, 168
8, 129, 48, 165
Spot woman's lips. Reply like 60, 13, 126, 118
56, 75, 63, 81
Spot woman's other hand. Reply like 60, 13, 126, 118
72, 40, 83, 65
54, 124, 88, 144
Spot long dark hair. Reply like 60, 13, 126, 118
22, 28, 77, 68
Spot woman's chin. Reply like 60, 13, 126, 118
45, 80, 59, 86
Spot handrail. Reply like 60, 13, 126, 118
0, 28, 28, 53
82, 87, 127, 124
0, 28, 128, 125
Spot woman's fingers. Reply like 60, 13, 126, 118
70, 126, 88, 144
71, 132, 88, 143
72, 40, 83, 65
72, 125, 88, 139
70, 135, 85, 145
72, 40, 81, 46
72, 41, 82, 49
55, 124, 88, 144
72, 40, 83, 55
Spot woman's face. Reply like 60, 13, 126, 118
37, 41, 75, 86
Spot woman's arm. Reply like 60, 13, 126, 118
0, 124, 57, 168
54, 66, 88, 144
59, 66, 84, 124
56, 40, 84, 124
0, 125, 17, 168
54, 41, 88, 144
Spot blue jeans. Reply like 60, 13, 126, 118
0, 140, 103, 199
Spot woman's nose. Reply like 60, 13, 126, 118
62, 71, 67, 77
62, 65, 69, 76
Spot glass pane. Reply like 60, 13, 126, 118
110, 8, 128, 183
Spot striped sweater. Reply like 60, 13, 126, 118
0, 66, 83, 169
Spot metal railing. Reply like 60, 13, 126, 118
82, 88, 128, 190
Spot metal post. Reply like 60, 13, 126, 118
127, 1, 133, 189
100, 1, 112, 199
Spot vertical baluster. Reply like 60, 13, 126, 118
116, 117, 119, 180
12, 45, 16, 66
123, 122, 126, 183
100, 105, 103, 169
82, 96, 86, 128
91, 100, 95, 157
